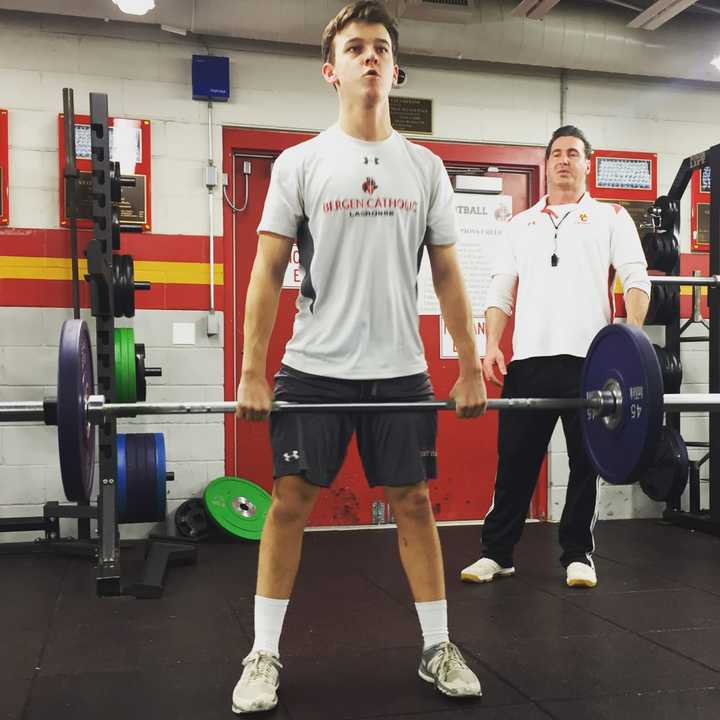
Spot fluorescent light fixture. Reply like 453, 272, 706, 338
627, 0, 699, 30
712, 56, 720, 70
161, 24, 188, 36
112, 0, 155, 16
511, 0, 562, 19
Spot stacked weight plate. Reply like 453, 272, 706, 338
117, 432, 168, 523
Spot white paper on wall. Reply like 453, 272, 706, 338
417, 193, 512, 316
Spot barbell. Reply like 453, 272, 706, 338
0, 319, 714, 503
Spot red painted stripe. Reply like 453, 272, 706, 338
0, 227, 223, 263
0, 278, 223, 311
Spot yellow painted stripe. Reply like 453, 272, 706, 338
0, 256, 223, 285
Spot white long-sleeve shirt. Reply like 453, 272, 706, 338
485, 193, 650, 360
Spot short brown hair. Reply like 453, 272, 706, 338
545, 125, 592, 160
321, 1, 399, 65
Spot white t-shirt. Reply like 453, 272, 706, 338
257, 124, 458, 379
485, 193, 650, 360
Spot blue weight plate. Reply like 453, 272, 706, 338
580, 324, 664, 485
57, 320, 96, 502
153, 433, 167, 521
117, 434, 127, 519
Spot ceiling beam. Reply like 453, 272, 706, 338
627, 0, 699, 29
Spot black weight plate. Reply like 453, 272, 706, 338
175, 498, 211, 540
642, 232, 662, 271
124, 255, 135, 318
57, 319, 96, 502
135, 343, 147, 402
657, 234, 673, 274
638, 427, 689, 502
112, 254, 126, 318
119, 433, 158, 524
654, 195, 678, 231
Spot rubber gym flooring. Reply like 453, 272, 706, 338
3, 519, 720, 720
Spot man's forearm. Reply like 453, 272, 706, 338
434, 277, 480, 375
484, 307, 510, 349
624, 288, 650, 327
241, 259, 284, 377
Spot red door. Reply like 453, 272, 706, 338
222, 128, 547, 526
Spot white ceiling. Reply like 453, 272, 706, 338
1, 0, 720, 83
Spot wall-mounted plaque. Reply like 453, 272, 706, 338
389, 96, 433, 135
590, 150, 657, 203
692, 166, 711, 252
58, 114, 152, 230
701, 166, 711, 194
696, 202, 710, 249
599, 198, 654, 237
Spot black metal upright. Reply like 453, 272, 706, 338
662, 144, 720, 534
707, 145, 720, 522
87, 92, 121, 595
62, 88, 81, 322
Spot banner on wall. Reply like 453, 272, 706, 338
417, 192, 512, 317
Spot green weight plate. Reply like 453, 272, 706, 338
114, 327, 136, 403
203, 476, 271, 541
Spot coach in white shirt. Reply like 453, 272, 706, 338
461, 125, 651, 589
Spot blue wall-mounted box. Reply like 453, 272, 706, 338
192, 55, 230, 102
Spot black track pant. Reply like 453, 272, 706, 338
481, 355, 598, 568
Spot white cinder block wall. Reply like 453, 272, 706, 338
0, 11, 718, 535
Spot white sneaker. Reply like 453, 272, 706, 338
566, 561, 597, 588
232, 651, 282, 714
460, 557, 515, 583
418, 641, 482, 697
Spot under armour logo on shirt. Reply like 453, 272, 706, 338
283, 450, 300, 462
363, 156, 380, 165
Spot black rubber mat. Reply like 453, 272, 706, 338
3, 520, 720, 720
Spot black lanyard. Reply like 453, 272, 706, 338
544, 209, 574, 267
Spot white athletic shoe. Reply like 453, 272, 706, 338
232, 651, 282, 714
418, 641, 482, 697
566, 561, 597, 588
460, 557, 515, 583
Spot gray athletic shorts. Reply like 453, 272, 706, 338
269, 364, 437, 488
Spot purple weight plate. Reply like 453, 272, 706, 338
57, 319, 96, 502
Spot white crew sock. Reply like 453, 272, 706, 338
250, 595, 289, 657
415, 599, 449, 650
